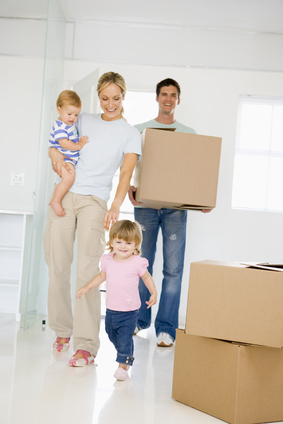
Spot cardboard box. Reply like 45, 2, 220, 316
172, 330, 283, 424
133, 128, 222, 210
186, 260, 283, 348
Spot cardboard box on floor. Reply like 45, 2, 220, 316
186, 260, 283, 348
133, 128, 222, 210
172, 330, 283, 424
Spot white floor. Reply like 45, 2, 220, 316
0, 314, 226, 424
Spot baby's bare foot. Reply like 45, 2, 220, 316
50, 199, 66, 216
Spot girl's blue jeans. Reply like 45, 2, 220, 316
105, 308, 139, 365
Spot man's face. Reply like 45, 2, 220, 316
156, 85, 180, 115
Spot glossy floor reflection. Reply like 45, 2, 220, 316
0, 314, 225, 424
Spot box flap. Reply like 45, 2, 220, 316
144, 127, 176, 132
241, 262, 283, 272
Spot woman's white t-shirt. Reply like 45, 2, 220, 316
63, 113, 141, 201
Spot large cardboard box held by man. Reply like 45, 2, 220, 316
172, 330, 283, 424
186, 260, 283, 348
133, 128, 222, 210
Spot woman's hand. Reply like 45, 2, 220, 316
49, 148, 73, 178
103, 153, 138, 230
103, 207, 119, 231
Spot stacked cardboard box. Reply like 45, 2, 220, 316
172, 260, 283, 424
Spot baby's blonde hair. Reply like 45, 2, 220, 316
106, 220, 142, 255
56, 90, 82, 109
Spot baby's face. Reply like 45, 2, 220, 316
111, 238, 136, 261
57, 103, 81, 126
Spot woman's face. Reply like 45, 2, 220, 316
99, 83, 124, 121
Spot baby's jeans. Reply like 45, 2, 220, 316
105, 309, 139, 366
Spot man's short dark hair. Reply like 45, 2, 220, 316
156, 78, 181, 97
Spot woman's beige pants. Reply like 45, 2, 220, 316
43, 189, 107, 356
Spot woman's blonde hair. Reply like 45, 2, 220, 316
106, 220, 143, 255
97, 72, 126, 118
56, 90, 82, 108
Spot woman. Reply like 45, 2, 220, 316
43, 72, 141, 366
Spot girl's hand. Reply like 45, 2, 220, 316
76, 287, 88, 299
103, 207, 119, 231
146, 291, 157, 308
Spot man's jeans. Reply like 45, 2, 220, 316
134, 207, 187, 341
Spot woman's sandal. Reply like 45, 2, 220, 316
53, 337, 70, 352
68, 349, 95, 367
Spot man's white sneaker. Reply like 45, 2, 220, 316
157, 332, 174, 347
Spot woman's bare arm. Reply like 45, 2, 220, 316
103, 153, 138, 230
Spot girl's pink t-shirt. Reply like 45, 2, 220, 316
100, 253, 148, 312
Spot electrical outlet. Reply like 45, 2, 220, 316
11, 172, 25, 186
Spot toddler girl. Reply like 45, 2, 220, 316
76, 220, 157, 380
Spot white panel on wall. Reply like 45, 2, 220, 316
59, 0, 283, 34
0, 0, 48, 19
0, 18, 46, 57
70, 21, 283, 72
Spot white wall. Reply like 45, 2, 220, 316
0, 17, 46, 212
63, 60, 283, 324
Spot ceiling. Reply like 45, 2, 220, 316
1, 0, 283, 34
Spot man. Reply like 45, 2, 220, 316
128, 78, 211, 347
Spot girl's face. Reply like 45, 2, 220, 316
111, 238, 136, 261
99, 83, 124, 121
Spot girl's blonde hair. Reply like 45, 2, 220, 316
106, 220, 142, 255
57, 90, 82, 108
97, 71, 126, 118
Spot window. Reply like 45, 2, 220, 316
123, 91, 157, 126
232, 95, 283, 211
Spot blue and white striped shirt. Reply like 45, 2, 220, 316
49, 119, 80, 164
